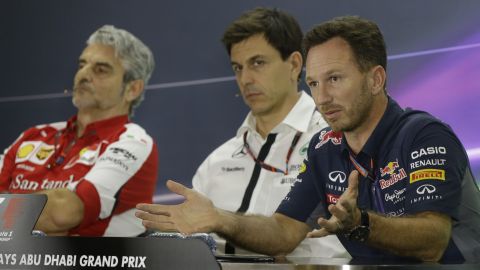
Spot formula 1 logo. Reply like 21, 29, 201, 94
1, 197, 25, 230
315, 130, 342, 149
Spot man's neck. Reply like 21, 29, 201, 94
344, 95, 388, 154
255, 92, 300, 139
76, 109, 127, 137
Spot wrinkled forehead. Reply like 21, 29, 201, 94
79, 44, 123, 67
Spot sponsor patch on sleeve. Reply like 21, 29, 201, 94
409, 169, 445, 183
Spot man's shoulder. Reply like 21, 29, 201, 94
390, 108, 452, 143
203, 135, 244, 161
20, 121, 67, 139
116, 122, 154, 144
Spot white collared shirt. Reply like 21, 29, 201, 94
193, 91, 350, 258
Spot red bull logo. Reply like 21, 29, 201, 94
380, 160, 400, 177
315, 130, 342, 149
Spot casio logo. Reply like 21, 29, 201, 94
411, 146, 446, 160
416, 184, 436, 195
329, 171, 346, 183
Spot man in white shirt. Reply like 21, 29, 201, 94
192, 7, 348, 258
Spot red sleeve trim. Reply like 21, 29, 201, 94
72, 180, 101, 230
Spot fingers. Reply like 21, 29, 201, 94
317, 217, 340, 233
328, 203, 348, 222
135, 210, 170, 223
136, 203, 171, 215
166, 180, 189, 197
346, 170, 359, 196
135, 210, 178, 232
142, 219, 177, 232
307, 228, 330, 238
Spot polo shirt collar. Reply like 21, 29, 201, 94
66, 114, 129, 139
236, 91, 316, 137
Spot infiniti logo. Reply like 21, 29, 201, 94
416, 184, 436, 195
328, 171, 346, 183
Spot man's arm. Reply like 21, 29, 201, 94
309, 171, 451, 261
136, 180, 310, 256
34, 188, 84, 235
366, 211, 451, 261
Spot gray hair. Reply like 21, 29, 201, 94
87, 25, 155, 117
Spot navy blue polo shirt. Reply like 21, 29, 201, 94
277, 97, 480, 263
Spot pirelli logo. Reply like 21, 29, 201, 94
410, 169, 445, 183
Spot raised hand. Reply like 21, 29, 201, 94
308, 170, 361, 238
136, 180, 220, 235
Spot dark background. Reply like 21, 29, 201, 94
2, 0, 479, 202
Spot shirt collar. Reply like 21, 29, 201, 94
340, 96, 403, 159
66, 115, 130, 139
236, 91, 316, 137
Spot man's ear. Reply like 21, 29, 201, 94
125, 80, 145, 102
288, 51, 303, 82
368, 65, 386, 95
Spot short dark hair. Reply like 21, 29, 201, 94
304, 16, 387, 73
222, 7, 303, 61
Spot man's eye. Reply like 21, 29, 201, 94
252, 60, 265, 67
95, 66, 108, 74
232, 65, 242, 73
307, 81, 319, 88
329, 76, 340, 83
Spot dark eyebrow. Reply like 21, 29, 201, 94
231, 54, 266, 66
247, 55, 264, 64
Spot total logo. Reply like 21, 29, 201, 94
328, 171, 346, 183
326, 193, 340, 204
315, 130, 342, 149
416, 184, 436, 195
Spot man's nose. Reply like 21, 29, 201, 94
311, 84, 332, 106
238, 68, 254, 86
74, 66, 92, 86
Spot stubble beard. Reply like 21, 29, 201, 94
326, 80, 373, 133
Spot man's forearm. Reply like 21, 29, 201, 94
216, 211, 310, 256
35, 188, 84, 234
367, 211, 451, 261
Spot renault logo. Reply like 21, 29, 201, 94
416, 184, 436, 195
328, 171, 346, 183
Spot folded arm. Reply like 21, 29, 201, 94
35, 188, 84, 235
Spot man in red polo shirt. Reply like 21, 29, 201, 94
0, 25, 158, 237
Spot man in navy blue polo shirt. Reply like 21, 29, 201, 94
136, 16, 480, 263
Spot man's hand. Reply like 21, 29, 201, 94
308, 170, 361, 237
136, 180, 219, 235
